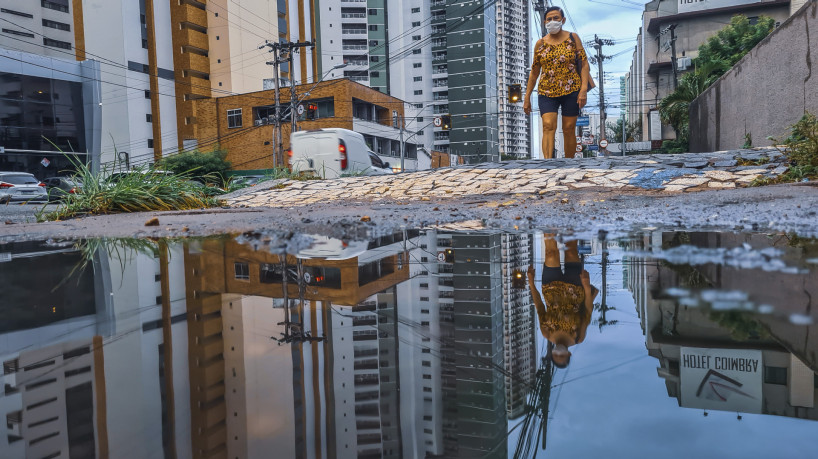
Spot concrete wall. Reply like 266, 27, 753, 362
690, 0, 818, 152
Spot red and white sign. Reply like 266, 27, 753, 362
433, 117, 442, 127
576, 145, 583, 152
40, 158, 51, 167
599, 139, 609, 148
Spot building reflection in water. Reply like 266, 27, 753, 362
625, 232, 818, 420
2, 230, 816, 459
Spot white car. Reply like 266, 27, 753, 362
290, 128, 394, 178
0, 172, 48, 204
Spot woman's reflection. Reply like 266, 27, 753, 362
528, 236, 598, 368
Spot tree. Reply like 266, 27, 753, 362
606, 118, 642, 143
657, 15, 776, 147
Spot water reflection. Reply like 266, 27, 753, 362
0, 231, 816, 458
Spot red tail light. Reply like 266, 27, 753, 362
38, 182, 46, 187
339, 140, 348, 170
69, 188, 77, 194
287, 148, 293, 158
0, 182, 12, 189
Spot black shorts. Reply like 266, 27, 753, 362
542, 262, 583, 286
538, 91, 580, 117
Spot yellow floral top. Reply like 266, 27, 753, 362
535, 35, 587, 98
538, 281, 587, 339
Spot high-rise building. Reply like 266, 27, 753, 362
0, 0, 279, 166
497, 0, 531, 159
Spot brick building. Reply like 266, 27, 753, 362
193, 78, 426, 171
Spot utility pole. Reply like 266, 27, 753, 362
591, 35, 614, 155
282, 40, 315, 136
263, 42, 284, 167
399, 113, 405, 172
668, 24, 679, 90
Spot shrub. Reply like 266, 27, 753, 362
157, 149, 231, 186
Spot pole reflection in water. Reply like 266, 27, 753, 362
0, 230, 816, 458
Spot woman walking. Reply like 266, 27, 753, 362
523, 7, 593, 159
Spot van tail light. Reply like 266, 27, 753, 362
0, 182, 12, 189
339, 140, 348, 170
287, 148, 293, 158
38, 182, 46, 187
69, 187, 77, 194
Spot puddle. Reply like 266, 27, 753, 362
1, 230, 817, 458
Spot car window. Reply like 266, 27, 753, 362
0, 174, 38, 184
368, 152, 384, 168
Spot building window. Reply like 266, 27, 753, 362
764, 366, 787, 385
147, 139, 154, 148
234, 262, 249, 280
42, 19, 70, 31
1, 8, 34, 18
368, 8, 376, 15
370, 71, 379, 78
411, 7, 420, 13
146, 114, 152, 122
144, 90, 151, 99
413, 76, 422, 82
413, 63, 422, 68
416, 117, 424, 122
412, 49, 421, 54
369, 40, 379, 46
142, 39, 148, 49
412, 35, 421, 41
412, 21, 421, 27
43, 37, 71, 49
416, 130, 424, 135
41, 1, 69, 13
368, 25, 378, 31
2, 28, 34, 38
227, 108, 242, 128
370, 56, 379, 62
414, 90, 423, 95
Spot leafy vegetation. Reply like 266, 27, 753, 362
37, 158, 224, 222
709, 310, 769, 341
658, 15, 776, 153
606, 118, 642, 143
157, 149, 231, 186
752, 113, 818, 185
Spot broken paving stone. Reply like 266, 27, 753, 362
145, 217, 160, 227
360, 216, 371, 222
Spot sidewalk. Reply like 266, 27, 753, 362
227, 148, 789, 208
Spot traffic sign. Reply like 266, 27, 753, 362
576, 145, 583, 152
434, 117, 442, 127
297, 104, 305, 115
576, 136, 582, 144
599, 139, 609, 148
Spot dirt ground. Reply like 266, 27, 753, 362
2, 182, 816, 242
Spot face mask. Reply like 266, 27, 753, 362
545, 20, 562, 35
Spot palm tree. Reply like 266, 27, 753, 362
658, 60, 727, 134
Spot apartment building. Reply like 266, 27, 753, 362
0, 0, 279, 167
497, 0, 531, 158
626, 0, 791, 142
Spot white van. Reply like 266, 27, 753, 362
289, 128, 393, 178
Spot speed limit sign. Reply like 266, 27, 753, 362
434, 117, 442, 127
599, 139, 609, 148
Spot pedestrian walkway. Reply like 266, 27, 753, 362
227, 148, 789, 208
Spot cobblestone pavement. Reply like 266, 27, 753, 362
228, 149, 789, 208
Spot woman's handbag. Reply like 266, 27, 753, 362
570, 33, 596, 91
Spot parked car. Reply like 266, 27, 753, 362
44, 176, 82, 201
289, 128, 393, 178
0, 172, 48, 203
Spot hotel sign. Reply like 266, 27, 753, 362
680, 347, 763, 413
679, 0, 760, 14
